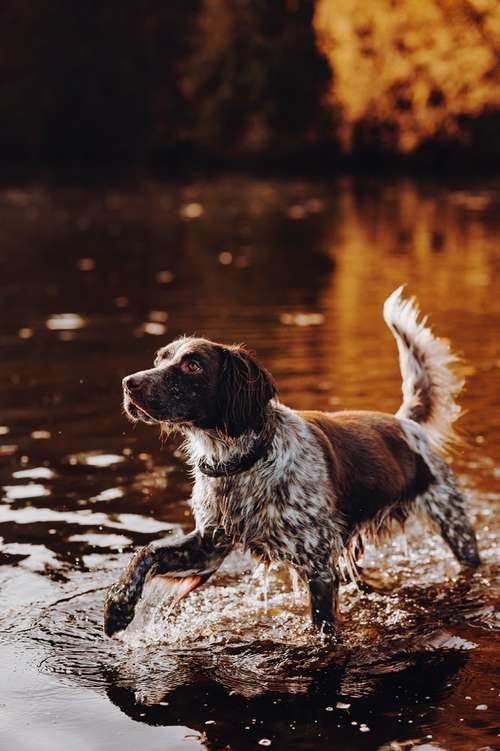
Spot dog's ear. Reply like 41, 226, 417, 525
217, 346, 277, 437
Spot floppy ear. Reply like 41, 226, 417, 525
217, 346, 277, 437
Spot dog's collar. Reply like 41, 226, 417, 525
198, 433, 272, 478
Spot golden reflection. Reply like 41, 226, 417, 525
312, 180, 499, 409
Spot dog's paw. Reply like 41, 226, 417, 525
103, 584, 136, 638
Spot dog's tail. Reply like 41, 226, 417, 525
383, 286, 464, 454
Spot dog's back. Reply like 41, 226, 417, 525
299, 410, 434, 531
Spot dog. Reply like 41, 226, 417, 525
104, 287, 480, 638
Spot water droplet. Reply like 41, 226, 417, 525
279, 312, 325, 327
31, 430, 51, 440
77, 258, 95, 271
218, 251, 233, 265
149, 310, 169, 323
141, 322, 167, 336
287, 205, 306, 220
180, 202, 203, 219
156, 271, 174, 284
46, 313, 85, 331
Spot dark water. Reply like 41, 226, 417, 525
0, 177, 498, 751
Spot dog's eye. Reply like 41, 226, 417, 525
182, 359, 202, 374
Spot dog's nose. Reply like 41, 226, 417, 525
123, 375, 144, 394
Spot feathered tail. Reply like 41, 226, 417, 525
383, 286, 464, 454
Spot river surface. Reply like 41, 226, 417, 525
0, 177, 498, 751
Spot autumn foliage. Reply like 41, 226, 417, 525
314, 0, 500, 153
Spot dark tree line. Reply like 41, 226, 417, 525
0, 0, 329, 169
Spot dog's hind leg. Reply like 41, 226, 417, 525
104, 528, 232, 637
422, 464, 481, 568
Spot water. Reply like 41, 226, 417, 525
0, 177, 498, 751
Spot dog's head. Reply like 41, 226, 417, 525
122, 337, 277, 437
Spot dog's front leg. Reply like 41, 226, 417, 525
308, 569, 339, 635
103, 528, 232, 637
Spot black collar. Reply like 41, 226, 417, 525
198, 433, 272, 478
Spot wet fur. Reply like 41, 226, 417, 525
104, 289, 480, 637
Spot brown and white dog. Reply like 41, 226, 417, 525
104, 287, 480, 637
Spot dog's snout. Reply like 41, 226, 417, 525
123, 374, 144, 394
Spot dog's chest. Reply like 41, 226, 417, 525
193, 471, 284, 543
191, 466, 338, 566
186, 408, 342, 566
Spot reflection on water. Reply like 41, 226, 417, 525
46, 313, 86, 331
2, 483, 51, 500
0, 177, 499, 751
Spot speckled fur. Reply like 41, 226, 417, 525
186, 402, 346, 577
400, 419, 480, 566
